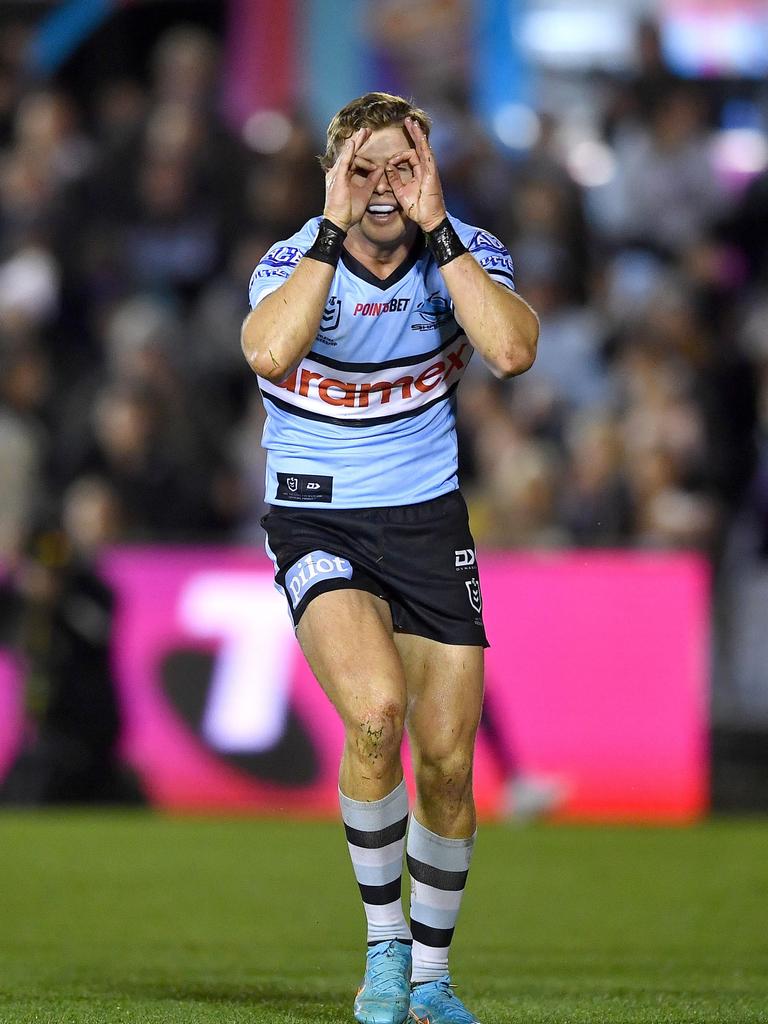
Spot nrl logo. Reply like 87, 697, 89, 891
321, 296, 342, 331
465, 578, 482, 613
287, 477, 298, 491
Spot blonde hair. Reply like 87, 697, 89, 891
319, 92, 431, 171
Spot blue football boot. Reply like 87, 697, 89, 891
408, 975, 481, 1023
354, 939, 412, 1024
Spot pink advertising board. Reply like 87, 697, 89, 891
0, 549, 708, 820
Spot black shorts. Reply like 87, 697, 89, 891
261, 490, 488, 647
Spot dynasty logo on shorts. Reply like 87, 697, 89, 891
276, 473, 333, 502
285, 550, 353, 608
455, 548, 476, 569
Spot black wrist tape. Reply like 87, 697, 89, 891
305, 218, 347, 266
425, 217, 467, 267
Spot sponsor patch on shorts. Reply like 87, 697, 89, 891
285, 550, 353, 608
276, 473, 333, 502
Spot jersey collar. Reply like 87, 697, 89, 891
340, 233, 425, 291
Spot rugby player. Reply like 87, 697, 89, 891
241, 93, 538, 1024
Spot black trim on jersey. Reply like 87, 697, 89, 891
340, 234, 425, 290
260, 379, 460, 427
487, 268, 515, 287
307, 328, 463, 373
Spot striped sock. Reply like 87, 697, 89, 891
406, 816, 476, 984
339, 780, 412, 945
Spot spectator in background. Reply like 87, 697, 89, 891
367, 0, 470, 104
0, 21, 30, 146
62, 380, 214, 541
14, 90, 94, 193
0, 342, 53, 559
240, 111, 325, 239
92, 78, 147, 152
459, 379, 565, 548
151, 24, 219, 110
510, 247, 611, 422
498, 147, 592, 304
601, 16, 684, 139
74, 26, 248, 304
559, 413, 632, 546
603, 86, 723, 256
0, 477, 143, 804
614, 319, 717, 550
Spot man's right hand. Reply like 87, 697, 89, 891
323, 127, 384, 232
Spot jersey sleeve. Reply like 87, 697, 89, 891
465, 228, 515, 291
248, 218, 321, 309
449, 217, 516, 292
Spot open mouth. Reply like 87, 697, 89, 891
366, 203, 398, 222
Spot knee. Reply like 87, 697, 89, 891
345, 699, 405, 774
415, 744, 474, 802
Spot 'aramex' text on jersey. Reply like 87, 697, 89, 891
259, 338, 471, 419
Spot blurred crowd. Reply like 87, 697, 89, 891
1, 15, 768, 563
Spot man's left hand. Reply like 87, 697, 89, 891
385, 117, 447, 233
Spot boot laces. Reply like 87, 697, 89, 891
414, 977, 477, 1022
367, 942, 408, 995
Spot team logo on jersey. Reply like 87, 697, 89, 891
412, 292, 454, 331
465, 578, 482, 613
455, 549, 476, 569
321, 296, 342, 331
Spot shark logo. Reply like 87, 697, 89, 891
412, 292, 454, 331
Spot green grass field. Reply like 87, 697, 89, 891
0, 814, 766, 1023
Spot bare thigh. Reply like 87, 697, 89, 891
297, 588, 407, 800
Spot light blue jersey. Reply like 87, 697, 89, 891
248, 215, 515, 508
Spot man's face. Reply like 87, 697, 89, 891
349, 124, 416, 247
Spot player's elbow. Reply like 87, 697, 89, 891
244, 347, 288, 382
241, 319, 283, 382
491, 320, 539, 379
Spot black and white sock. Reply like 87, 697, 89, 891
407, 816, 475, 983
339, 780, 412, 946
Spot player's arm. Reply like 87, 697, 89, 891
241, 128, 384, 383
386, 118, 539, 380
241, 257, 335, 382
436, 249, 538, 379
